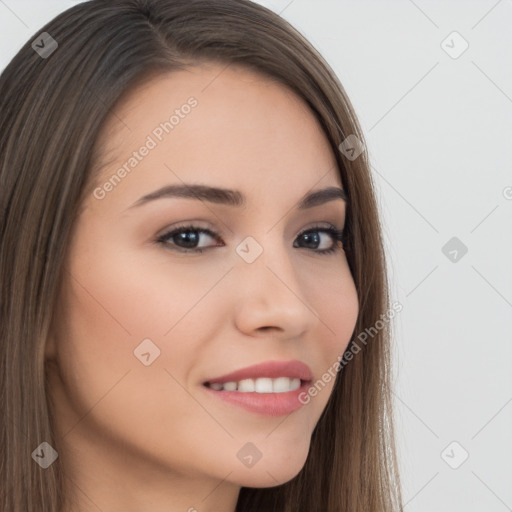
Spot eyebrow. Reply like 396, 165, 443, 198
127, 184, 347, 210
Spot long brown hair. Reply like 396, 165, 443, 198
0, 1, 403, 510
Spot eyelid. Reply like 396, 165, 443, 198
155, 221, 346, 255
155, 220, 217, 239
155, 219, 343, 242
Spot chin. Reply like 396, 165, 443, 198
231, 447, 309, 488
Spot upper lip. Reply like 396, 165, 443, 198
203, 360, 313, 385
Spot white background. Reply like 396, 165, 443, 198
1, 1, 511, 510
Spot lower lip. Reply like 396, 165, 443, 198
202, 381, 311, 416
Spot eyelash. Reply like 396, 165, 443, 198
155, 223, 347, 256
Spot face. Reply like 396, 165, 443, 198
45, 62, 359, 510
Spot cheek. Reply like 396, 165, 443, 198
311, 270, 358, 396
66, 221, 226, 339
54, 245, 230, 466
58, 231, 232, 404
311, 263, 359, 362
287, 261, 358, 413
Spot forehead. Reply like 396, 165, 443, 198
89, 62, 342, 211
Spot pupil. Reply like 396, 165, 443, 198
303, 232, 319, 248
178, 231, 198, 248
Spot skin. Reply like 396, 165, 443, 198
45, 62, 359, 512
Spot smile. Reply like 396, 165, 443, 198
204, 376, 302, 393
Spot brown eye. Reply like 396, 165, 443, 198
156, 224, 345, 255
293, 226, 345, 255
156, 224, 222, 253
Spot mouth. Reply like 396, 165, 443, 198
201, 360, 313, 416
203, 377, 309, 393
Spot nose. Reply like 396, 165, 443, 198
232, 239, 319, 339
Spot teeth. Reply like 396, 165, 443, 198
273, 376, 295, 393
254, 378, 272, 393
238, 379, 255, 392
207, 377, 302, 393
222, 381, 237, 391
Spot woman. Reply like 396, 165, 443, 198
0, 1, 403, 511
